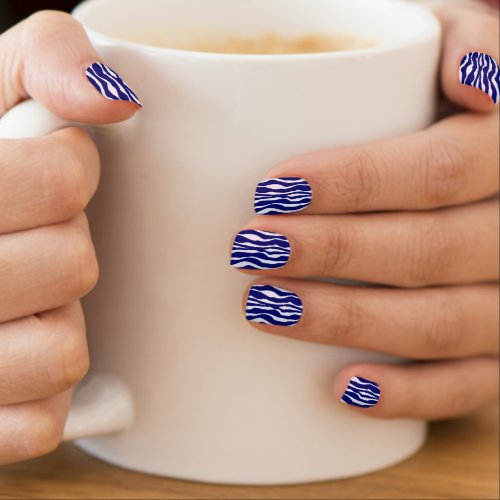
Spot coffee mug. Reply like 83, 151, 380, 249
0, 0, 441, 485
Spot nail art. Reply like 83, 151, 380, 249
459, 52, 499, 104
254, 177, 312, 215
246, 284, 303, 326
341, 376, 380, 408
230, 229, 290, 269
85, 62, 142, 107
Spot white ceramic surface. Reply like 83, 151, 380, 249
0, 0, 441, 485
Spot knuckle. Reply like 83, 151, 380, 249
7, 137, 45, 173
45, 324, 89, 393
23, 405, 63, 459
319, 222, 356, 275
444, 382, 471, 417
333, 299, 365, 345
323, 149, 382, 209
60, 217, 99, 298
420, 137, 466, 206
40, 141, 90, 220
10, 136, 39, 159
419, 292, 464, 357
22, 11, 73, 53
405, 217, 463, 287
24, 10, 72, 39
27, 9, 72, 25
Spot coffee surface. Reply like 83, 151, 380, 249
142, 32, 374, 54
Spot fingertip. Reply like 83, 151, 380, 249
55, 62, 142, 124
457, 85, 499, 113
443, 83, 498, 114
242, 280, 304, 331
333, 363, 370, 400
334, 364, 384, 415
15, 12, 143, 124
443, 51, 499, 113
75, 97, 141, 125
437, 7, 499, 112
83, 61, 142, 110
332, 370, 348, 402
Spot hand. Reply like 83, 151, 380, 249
0, 11, 140, 464
231, 6, 499, 419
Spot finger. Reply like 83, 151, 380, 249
0, 302, 88, 406
0, 10, 141, 121
333, 357, 499, 420
0, 127, 100, 234
244, 280, 499, 359
436, 7, 500, 110
231, 197, 499, 287
0, 214, 99, 323
0, 390, 72, 464
255, 111, 499, 215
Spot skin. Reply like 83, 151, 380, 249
236, 5, 499, 420
0, 11, 139, 464
0, 6, 497, 463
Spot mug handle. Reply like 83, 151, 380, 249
0, 100, 134, 441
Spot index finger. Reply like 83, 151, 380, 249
255, 111, 499, 215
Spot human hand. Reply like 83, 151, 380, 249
0, 11, 140, 464
231, 5, 499, 419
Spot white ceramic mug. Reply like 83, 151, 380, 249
0, 0, 441, 485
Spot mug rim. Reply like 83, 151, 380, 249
73, 0, 441, 61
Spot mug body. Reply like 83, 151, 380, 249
73, 0, 440, 484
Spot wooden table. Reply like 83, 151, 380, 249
0, 402, 498, 499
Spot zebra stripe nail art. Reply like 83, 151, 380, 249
86, 62, 142, 107
230, 230, 291, 270
254, 177, 312, 215
341, 376, 380, 408
245, 285, 303, 326
459, 52, 499, 104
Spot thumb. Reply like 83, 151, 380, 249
435, 6, 499, 112
0, 10, 141, 123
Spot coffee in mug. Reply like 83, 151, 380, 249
138, 32, 375, 54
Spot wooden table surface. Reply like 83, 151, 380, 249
0, 402, 498, 500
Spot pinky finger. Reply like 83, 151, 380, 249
333, 357, 499, 420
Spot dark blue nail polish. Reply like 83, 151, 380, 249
86, 62, 142, 107
254, 177, 312, 215
230, 229, 290, 270
341, 376, 380, 408
459, 52, 499, 104
245, 284, 303, 326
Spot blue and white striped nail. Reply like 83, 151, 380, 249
459, 52, 499, 105
85, 62, 142, 107
230, 229, 290, 270
245, 284, 303, 326
341, 376, 380, 408
254, 177, 312, 215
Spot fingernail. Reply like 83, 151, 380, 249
85, 62, 142, 107
245, 284, 303, 326
459, 52, 499, 105
341, 376, 380, 408
230, 229, 290, 269
254, 177, 312, 215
